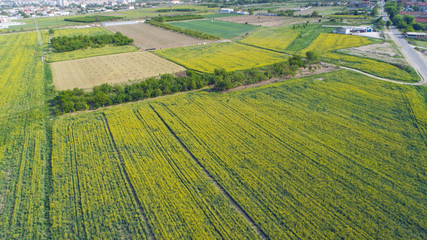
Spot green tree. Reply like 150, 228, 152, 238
306, 51, 319, 63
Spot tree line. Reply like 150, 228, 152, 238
151, 14, 204, 22
385, 1, 424, 31
147, 20, 220, 40
54, 52, 319, 114
51, 32, 134, 52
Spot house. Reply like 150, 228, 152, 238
406, 32, 426, 39
333, 27, 352, 34
0, 15, 11, 23
220, 8, 234, 14
170, 0, 180, 4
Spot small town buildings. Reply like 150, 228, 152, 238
333, 26, 352, 34
405, 32, 426, 39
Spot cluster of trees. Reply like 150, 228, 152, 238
64, 16, 122, 23
54, 52, 320, 114
151, 14, 204, 22
156, 8, 197, 12
51, 32, 134, 52
54, 70, 212, 114
385, 1, 424, 31
215, 52, 319, 90
147, 20, 220, 40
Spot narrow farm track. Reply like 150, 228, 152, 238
149, 104, 269, 240
101, 113, 155, 240
340, 66, 425, 85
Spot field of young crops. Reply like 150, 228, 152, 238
0, 32, 49, 239
53, 27, 112, 37
239, 27, 300, 52
169, 19, 259, 39
50, 70, 426, 239
46, 45, 138, 62
156, 42, 286, 72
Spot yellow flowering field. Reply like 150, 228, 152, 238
155, 42, 287, 72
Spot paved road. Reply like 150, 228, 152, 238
383, 22, 427, 85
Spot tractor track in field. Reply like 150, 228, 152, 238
102, 113, 155, 240
148, 104, 268, 240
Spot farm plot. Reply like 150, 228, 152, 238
219, 15, 322, 27
169, 19, 259, 39
51, 51, 185, 90
301, 33, 418, 82
53, 26, 112, 37
156, 42, 286, 72
336, 42, 406, 65
46, 45, 138, 62
0, 32, 48, 239
148, 70, 426, 239
51, 70, 426, 239
105, 23, 216, 50
240, 27, 300, 52
51, 107, 261, 239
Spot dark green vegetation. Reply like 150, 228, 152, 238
53, 54, 313, 114
51, 32, 133, 52
169, 19, 259, 39
147, 20, 220, 40
151, 14, 204, 22
156, 8, 197, 12
64, 15, 123, 23
385, 1, 425, 31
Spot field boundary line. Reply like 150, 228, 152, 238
148, 104, 268, 240
101, 113, 155, 240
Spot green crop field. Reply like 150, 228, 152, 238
46, 45, 138, 62
240, 24, 332, 53
50, 70, 426, 239
0, 32, 49, 239
155, 42, 286, 72
169, 19, 259, 39
239, 27, 300, 52
53, 27, 112, 37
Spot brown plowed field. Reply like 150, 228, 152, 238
218, 15, 321, 27
51, 52, 185, 90
105, 23, 216, 50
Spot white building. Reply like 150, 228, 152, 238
0, 15, 11, 23
220, 8, 234, 13
170, 0, 180, 4
406, 32, 426, 39
333, 27, 351, 34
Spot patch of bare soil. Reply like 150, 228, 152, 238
106, 23, 217, 50
226, 64, 338, 93
337, 42, 407, 65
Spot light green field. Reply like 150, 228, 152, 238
240, 24, 333, 53
169, 19, 259, 39
240, 27, 300, 52
156, 42, 286, 72
46, 45, 138, 62
51, 70, 427, 239
53, 27, 112, 37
